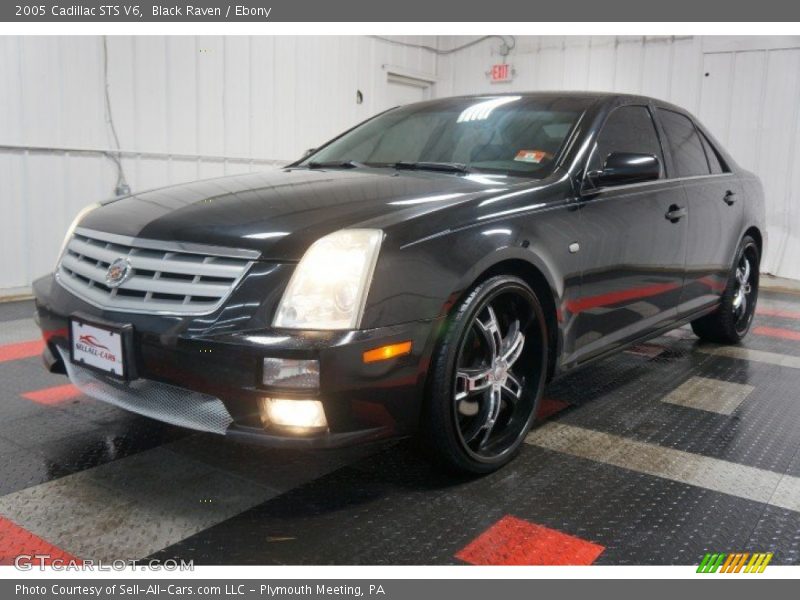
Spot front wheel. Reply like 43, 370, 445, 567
691, 235, 760, 344
421, 275, 548, 474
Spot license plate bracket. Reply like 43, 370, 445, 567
69, 314, 136, 380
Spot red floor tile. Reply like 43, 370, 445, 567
753, 326, 800, 341
456, 515, 605, 566
757, 307, 800, 320
0, 516, 80, 566
0, 339, 44, 363
22, 384, 81, 406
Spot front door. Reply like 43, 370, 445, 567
571, 104, 688, 363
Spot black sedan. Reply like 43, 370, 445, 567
33, 92, 765, 473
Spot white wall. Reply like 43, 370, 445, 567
0, 35, 438, 293
3, 35, 799, 294
437, 35, 800, 280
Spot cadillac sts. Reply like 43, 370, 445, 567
33, 92, 765, 473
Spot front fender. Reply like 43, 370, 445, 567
360, 198, 583, 345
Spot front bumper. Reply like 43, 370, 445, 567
34, 274, 441, 448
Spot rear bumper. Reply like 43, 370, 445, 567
34, 273, 441, 449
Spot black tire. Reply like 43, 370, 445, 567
691, 235, 760, 344
420, 275, 548, 474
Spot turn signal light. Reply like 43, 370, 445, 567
363, 341, 412, 363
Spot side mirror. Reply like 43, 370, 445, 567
587, 152, 660, 188
302, 148, 316, 159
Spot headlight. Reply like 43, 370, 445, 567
273, 229, 383, 330
56, 203, 100, 268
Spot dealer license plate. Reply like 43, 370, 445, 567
70, 318, 128, 378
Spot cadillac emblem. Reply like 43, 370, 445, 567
105, 257, 132, 288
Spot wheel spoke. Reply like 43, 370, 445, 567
737, 258, 750, 285
501, 328, 525, 367
501, 372, 523, 403
455, 367, 492, 402
478, 387, 502, 448
476, 305, 503, 359
733, 255, 753, 319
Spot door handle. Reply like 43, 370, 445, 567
665, 205, 687, 223
723, 190, 737, 205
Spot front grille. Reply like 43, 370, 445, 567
58, 347, 233, 435
56, 228, 256, 315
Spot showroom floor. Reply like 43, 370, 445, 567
1, 292, 800, 566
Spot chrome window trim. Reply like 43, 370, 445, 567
584, 171, 735, 196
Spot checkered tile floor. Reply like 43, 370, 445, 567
2, 292, 800, 566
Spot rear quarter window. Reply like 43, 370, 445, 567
698, 130, 728, 174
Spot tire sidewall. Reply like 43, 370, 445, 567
424, 275, 548, 473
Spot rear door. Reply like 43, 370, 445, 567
655, 109, 744, 314
573, 104, 688, 362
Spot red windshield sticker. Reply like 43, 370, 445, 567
514, 150, 549, 163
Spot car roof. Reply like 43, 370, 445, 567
408, 91, 689, 114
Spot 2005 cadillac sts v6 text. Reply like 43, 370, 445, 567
34, 92, 765, 473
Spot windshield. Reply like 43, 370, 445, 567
303, 95, 587, 177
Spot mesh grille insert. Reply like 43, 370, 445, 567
59, 347, 233, 435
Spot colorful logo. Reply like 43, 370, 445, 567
78, 334, 109, 351
105, 257, 132, 288
697, 552, 773, 573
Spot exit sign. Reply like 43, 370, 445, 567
489, 63, 513, 83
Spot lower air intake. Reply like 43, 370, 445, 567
58, 348, 233, 435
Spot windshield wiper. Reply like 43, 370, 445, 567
392, 161, 471, 174
306, 160, 365, 170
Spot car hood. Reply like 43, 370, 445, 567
80, 167, 544, 261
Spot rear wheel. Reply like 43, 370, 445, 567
691, 235, 760, 343
421, 275, 548, 474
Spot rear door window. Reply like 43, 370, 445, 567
657, 109, 710, 178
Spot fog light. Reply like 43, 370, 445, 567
262, 358, 319, 388
258, 398, 328, 432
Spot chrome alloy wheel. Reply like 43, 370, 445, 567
453, 291, 538, 460
733, 250, 757, 334
733, 255, 752, 319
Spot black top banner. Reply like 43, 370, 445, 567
3, 0, 800, 22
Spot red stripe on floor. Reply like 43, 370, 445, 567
0, 516, 80, 566
566, 282, 681, 315
22, 384, 81, 406
757, 307, 800, 320
0, 339, 44, 363
456, 515, 605, 566
536, 398, 570, 422
696, 275, 727, 293
625, 343, 667, 358
753, 326, 800, 341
